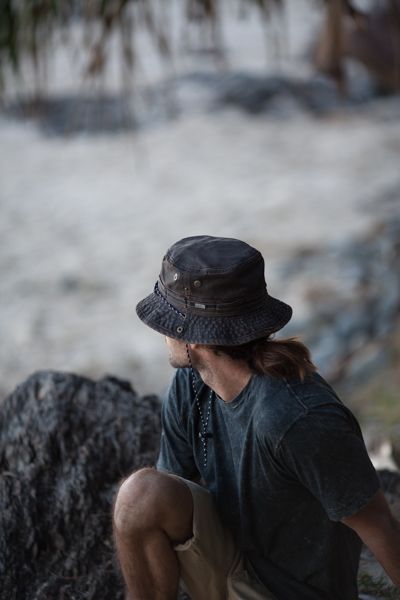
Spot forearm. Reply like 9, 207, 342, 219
359, 514, 400, 587
341, 490, 400, 587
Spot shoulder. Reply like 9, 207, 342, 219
252, 372, 359, 451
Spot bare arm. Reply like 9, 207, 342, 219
341, 489, 400, 587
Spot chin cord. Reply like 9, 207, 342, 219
186, 344, 213, 469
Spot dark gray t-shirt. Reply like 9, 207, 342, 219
157, 369, 380, 600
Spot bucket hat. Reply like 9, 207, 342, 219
136, 235, 292, 345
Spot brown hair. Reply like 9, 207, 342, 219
208, 336, 316, 381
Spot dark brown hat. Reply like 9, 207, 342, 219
136, 235, 292, 345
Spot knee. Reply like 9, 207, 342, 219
113, 468, 193, 542
113, 467, 161, 535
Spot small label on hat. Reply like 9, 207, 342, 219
194, 303, 206, 309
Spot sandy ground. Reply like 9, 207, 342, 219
1, 0, 400, 399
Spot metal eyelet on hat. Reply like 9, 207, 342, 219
176, 326, 183, 334
193, 280, 202, 288
173, 273, 179, 281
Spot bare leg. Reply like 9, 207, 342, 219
113, 467, 194, 600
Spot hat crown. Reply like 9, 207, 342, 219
166, 235, 259, 272
159, 236, 267, 314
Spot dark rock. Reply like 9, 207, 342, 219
4, 66, 390, 138
281, 213, 400, 387
308, 330, 341, 374
346, 343, 389, 384
0, 370, 161, 600
4, 96, 137, 136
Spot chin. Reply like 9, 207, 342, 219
169, 357, 190, 369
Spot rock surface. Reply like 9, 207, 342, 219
282, 213, 400, 391
0, 371, 161, 600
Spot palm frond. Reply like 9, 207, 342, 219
1, 0, 399, 98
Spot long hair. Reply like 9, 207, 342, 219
208, 336, 316, 381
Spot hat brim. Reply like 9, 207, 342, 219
136, 290, 292, 345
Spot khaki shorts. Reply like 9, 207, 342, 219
174, 477, 277, 600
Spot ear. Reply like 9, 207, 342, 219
189, 344, 215, 360
189, 343, 211, 352
189, 343, 201, 350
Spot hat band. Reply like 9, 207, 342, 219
154, 282, 186, 319
156, 280, 270, 317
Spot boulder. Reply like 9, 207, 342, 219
0, 370, 161, 599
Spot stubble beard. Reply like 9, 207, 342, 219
168, 355, 190, 369
168, 344, 191, 369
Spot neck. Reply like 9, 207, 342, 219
196, 358, 253, 403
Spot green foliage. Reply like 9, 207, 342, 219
359, 388, 400, 428
349, 329, 400, 430
2, 0, 399, 97
0, 0, 283, 95
0, 0, 68, 83
0, 0, 134, 90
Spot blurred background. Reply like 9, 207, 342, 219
0, 0, 399, 454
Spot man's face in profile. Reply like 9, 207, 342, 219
165, 337, 190, 369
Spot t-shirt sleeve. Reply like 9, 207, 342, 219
156, 377, 199, 480
275, 407, 381, 521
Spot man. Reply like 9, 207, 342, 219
113, 235, 400, 600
